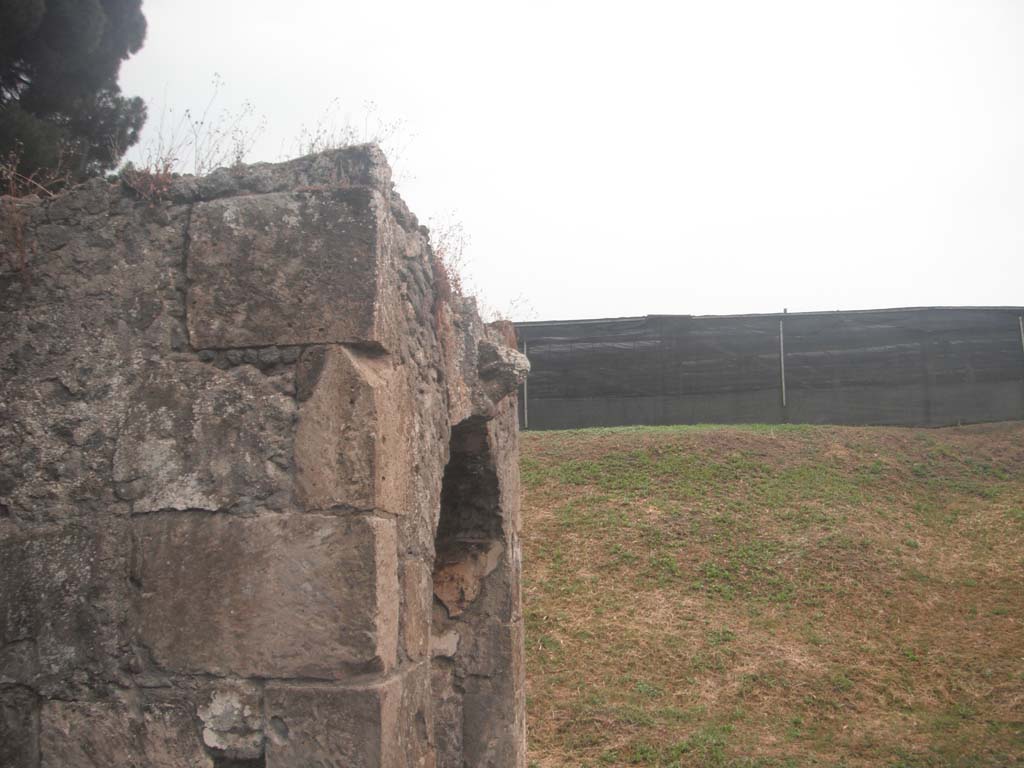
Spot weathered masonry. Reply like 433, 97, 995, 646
516, 308, 1024, 430
0, 146, 529, 767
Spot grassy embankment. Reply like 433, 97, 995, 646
521, 422, 1024, 767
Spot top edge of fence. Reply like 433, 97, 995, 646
515, 306, 1024, 328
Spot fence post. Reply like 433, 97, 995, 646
779, 315, 787, 409
522, 338, 529, 430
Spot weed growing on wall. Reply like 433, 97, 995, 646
427, 213, 537, 323
0, 143, 62, 276
292, 99, 409, 164
123, 73, 267, 180
1, 143, 70, 198
429, 217, 468, 299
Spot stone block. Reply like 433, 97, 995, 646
401, 560, 432, 662
393, 662, 435, 768
0, 686, 39, 768
432, 620, 526, 768
477, 339, 530, 404
430, 662, 462, 768
459, 622, 526, 768
0, 640, 36, 686
134, 512, 398, 678
265, 681, 387, 768
175, 144, 392, 203
0, 519, 129, 689
265, 662, 432, 768
187, 188, 399, 349
455, 620, 524, 681
294, 346, 415, 514
462, 679, 524, 768
39, 698, 211, 768
112, 361, 294, 513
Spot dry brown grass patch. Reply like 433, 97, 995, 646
521, 422, 1024, 767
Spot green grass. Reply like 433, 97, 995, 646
521, 421, 1024, 768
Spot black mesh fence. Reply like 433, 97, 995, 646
515, 308, 1024, 430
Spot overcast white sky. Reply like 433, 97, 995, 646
120, 0, 1024, 321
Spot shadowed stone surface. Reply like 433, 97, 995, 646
0, 519, 130, 696
0, 686, 39, 768
265, 663, 433, 768
0, 145, 528, 768
40, 698, 212, 768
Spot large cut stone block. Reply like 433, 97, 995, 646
294, 346, 415, 514
265, 662, 432, 768
39, 698, 211, 768
134, 513, 398, 678
0, 519, 129, 689
112, 361, 295, 513
187, 188, 399, 349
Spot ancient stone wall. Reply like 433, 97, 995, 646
0, 146, 529, 767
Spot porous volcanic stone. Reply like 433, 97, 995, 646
187, 188, 399, 350
0, 518, 130, 693
133, 512, 398, 678
265, 662, 432, 768
112, 361, 294, 513
0, 685, 39, 768
39, 698, 211, 768
0, 144, 528, 768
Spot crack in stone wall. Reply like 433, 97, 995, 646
0, 145, 529, 768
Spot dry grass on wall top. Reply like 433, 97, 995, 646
519, 421, 1024, 768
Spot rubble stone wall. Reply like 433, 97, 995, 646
0, 146, 529, 768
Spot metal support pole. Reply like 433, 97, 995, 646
522, 338, 529, 430
779, 318, 787, 408
1015, 316, 1024, 422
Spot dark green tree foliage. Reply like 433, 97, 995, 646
0, 0, 147, 183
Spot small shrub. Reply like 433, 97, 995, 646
120, 160, 175, 204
